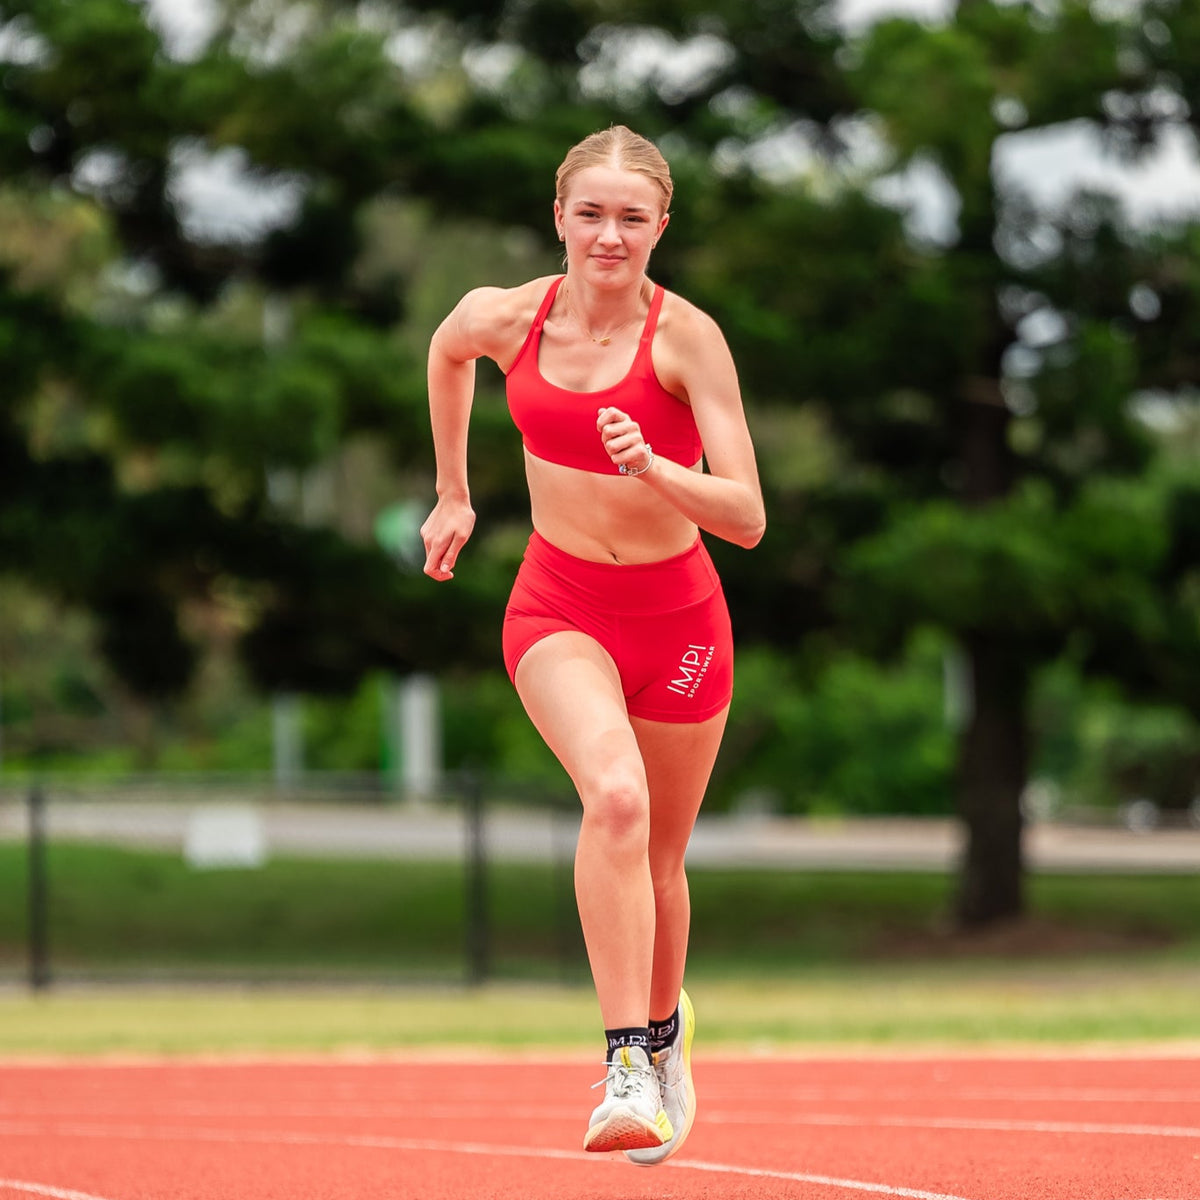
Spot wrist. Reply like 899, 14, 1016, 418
618, 444, 655, 477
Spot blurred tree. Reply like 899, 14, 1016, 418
2, 0, 1198, 931
670, 0, 1200, 924
0, 0, 520, 717
357, 0, 1200, 921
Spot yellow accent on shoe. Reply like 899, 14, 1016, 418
584, 1043, 671, 1153
625, 988, 697, 1167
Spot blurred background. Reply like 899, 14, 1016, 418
1, 0, 1199, 992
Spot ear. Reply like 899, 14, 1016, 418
553, 198, 565, 241
653, 211, 670, 246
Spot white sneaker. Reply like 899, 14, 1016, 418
583, 1044, 673, 1153
625, 989, 696, 1166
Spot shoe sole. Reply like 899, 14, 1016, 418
583, 1107, 670, 1153
626, 988, 697, 1167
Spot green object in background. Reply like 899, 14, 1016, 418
374, 502, 425, 571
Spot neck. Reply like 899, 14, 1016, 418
561, 275, 649, 345
569, 271, 649, 305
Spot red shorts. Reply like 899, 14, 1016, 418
503, 531, 734, 723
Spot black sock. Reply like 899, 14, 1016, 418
648, 1011, 679, 1054
605, 1026, 651, 1059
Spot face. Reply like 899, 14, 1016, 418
554, 164, 669, 286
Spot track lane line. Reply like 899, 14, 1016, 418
704, 1111, 1200, 1138
6, 1109, 1200, 1140
0, 1119, 978, 1199
0, 1183, 120, 1200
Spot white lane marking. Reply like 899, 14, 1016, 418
706, 1086, 1200, 1105
665, 1159, 974, 1198
0, 1183, 119, 1200
7, 1107, 1200, 1140
5, 1083, 1200, 1121
5, 1084, 1200, 1118
0, 1119, 978, 1199
706, 1111, 1200, 1139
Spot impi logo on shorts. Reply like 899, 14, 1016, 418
668, 643, 715, 698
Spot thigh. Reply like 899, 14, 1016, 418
513, 630, 645, 799
620, 584, 734, 724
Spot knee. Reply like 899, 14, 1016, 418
581, 769, 649, 847
649, 849, 687, 896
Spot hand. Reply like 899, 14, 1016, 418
597, 406, 652, 475
420, 496, 475, 581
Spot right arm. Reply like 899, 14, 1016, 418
420, 304, 477, 580
420, 286, 523, 581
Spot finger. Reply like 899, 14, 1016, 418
605, 434, 643, 458
603, 420, 638, 440
435, 530, 471, 579
423, 536, 455, 580
596, 406, 627, 431
423, 554, 452, 580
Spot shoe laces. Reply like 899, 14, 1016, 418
592, 1053, 658, 1102
652, 1043, 680, 1090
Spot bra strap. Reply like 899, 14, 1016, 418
533, 275, 564, 332
639, 284, 665, 344
507, 276, 564, 376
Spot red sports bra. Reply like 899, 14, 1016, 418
505, 276, 703, 474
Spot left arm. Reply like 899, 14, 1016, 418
597, 304, 766, 548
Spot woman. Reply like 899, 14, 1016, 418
420, 125, 764, 1164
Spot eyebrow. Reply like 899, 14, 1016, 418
571, 199, 654, 213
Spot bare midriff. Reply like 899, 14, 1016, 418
524, 450, 703, 565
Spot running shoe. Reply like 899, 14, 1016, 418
625, 989, 696, 1166
583, 1044, 673, 1153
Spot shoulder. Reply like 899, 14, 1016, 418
653, 288, 738, 397
436, 276, 561, 365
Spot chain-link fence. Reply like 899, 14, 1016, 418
0, 773, 587, 990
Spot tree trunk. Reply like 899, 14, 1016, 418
954, 630, 1029, 927
953, 293, 1028, 927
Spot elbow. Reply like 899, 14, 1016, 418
737, 509, 766, 550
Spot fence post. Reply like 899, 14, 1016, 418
553, 795, 582, 984
28, 784, 50, 991
462, 772, 489, 985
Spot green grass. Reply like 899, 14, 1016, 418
2, 964, 1199, 1055
4, 841, 1200, 979
2, 840, 1200, 1053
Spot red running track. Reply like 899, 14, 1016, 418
0, 1052, 1197, 1199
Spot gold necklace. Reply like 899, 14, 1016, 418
562, 283, 642, 347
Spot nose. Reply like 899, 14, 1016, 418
597, 218, 622, 246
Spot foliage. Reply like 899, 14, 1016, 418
714, 640, 955, 816
2, 0, 1200, 924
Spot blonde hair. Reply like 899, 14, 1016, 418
555, 125, 673, 216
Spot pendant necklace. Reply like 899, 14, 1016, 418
563, 284, 641, 347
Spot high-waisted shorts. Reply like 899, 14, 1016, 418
503, 530, 734, 723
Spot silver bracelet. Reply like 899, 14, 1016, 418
618, 444, 654, 476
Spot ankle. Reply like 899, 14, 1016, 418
648, 1009, 679, 1054
605, 1026, 651, 1060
